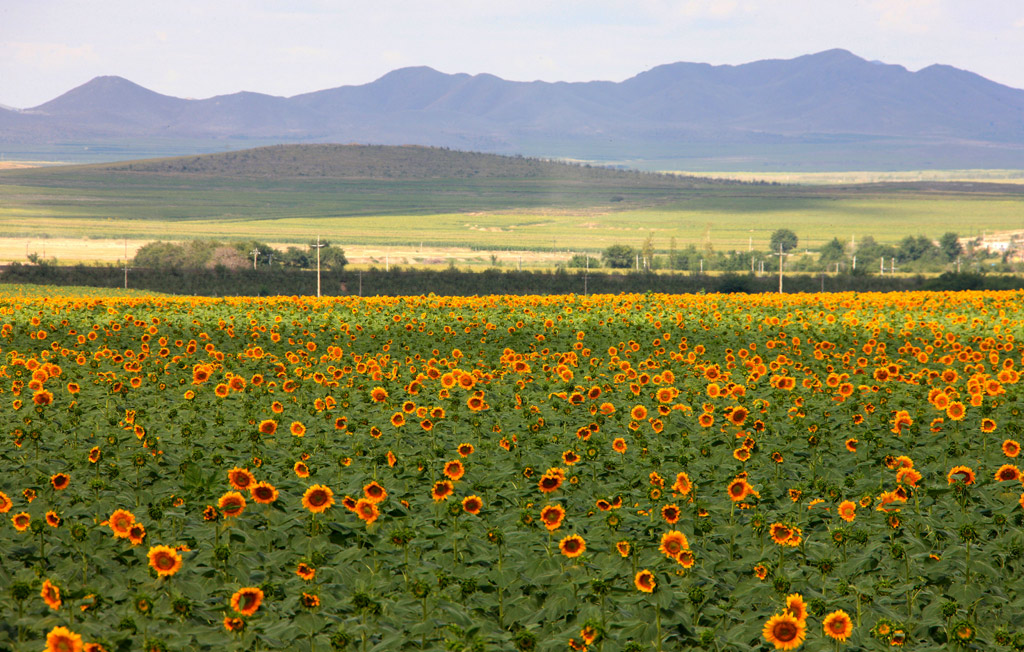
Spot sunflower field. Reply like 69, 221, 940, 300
3, 288, 1024, 651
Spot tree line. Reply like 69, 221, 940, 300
575, 229, 990, 274
132, 239, 347, 271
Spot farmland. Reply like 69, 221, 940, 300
3, 287, 1024, 650
1, 145, 1023, 266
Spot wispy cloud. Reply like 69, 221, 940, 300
872, 0, 941, 33
6, 41, 99, 68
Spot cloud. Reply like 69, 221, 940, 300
6, 41, 99, 69
872, 0, 941, 33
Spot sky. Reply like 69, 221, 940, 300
2, 0, 1023, 109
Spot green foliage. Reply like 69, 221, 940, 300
769, 228, 798, 252
940, 232, 963, 262
2, 289, 1024, 651
603, 244, 635, 269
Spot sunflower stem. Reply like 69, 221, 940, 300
655, 603, 663, 652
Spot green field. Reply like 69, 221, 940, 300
1, 145, 1022, 253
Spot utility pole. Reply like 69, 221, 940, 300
775, 244, 790, 293
584, 254, 589, 296
124, 239, 128, 289
250, 248, 259, 270
311, 235, 327, 298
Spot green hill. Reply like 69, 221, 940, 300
60, 144, 727, 185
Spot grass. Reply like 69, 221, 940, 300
1, 145, 1022, 255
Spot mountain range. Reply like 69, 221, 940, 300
3, 49, 1024, 169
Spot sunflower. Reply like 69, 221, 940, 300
822, 609, 853, 642
250, 482, 279, 504
301, 592, 320, 609
33, 389, 54, 405
352, 499, 378, 524
658, 530, 689, 559
672, 472, 693, 495
559, 534, 586, 558
290, 421, 306, 437
462, 495, 483, 515
562, 450, 580, 465
727, 478, 752, 502
45, 510, 61, 528
676, 549, 695, 568
1004, 439, 1021, 458
51, 473, 70, 491
227, 468, 256, 491
634, 569, 656, 593
457, 443, 474, 457
947, 465, 976, 485
218, 491, 247, 518
769, 523, 793, 545
293, 461, 310, 478
946, 401, 966, 421
612, 438, 627, 454
147, 545, 183, 577
728, 406, 749, 426
837, 500, 856, 522
443, 460, 466, 482
302, 485, 335, 513
230, 587, 264, 616
0, 491, 10, 513
537, 473, 563, 493
896, 468, 922, 487
660, 503, 681, 524
214, 383, 230, 398
996, 464, 1022, 482
540, 504, 565, 531
296, 562, 316, 581
431, 480, 454, 502
370, 387, 388, 402
754, 564, 768, 580
88, 447, 101, 463
363, 481, 387, 503
108, 509, 136, 538
258, 419, 277, 435
41, 579, 62, 610
223, 616, 245, 632
763, 612, 806, 650
616, 541, 631, 557
45, 626, 83, 652
128, 523, 146, 546
785, 593, 807, 623
981, 418, 997, 433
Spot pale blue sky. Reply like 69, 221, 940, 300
2, 0, 1022, 108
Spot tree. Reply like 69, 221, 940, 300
281, 246, 310, 268
319, 245, 348, 271
939, 232, 963, 262
233, 240, 282, 267
206, 246, 248, 270
602, 244, 635, 269
770, 229, 798, 253
897, 235, 936, 263
133, 241, 188, 268
640, 233, 655, 270
818, 237, 846, 265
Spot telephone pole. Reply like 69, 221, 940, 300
311, 235, 327, 298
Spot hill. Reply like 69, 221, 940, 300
4, 50, 1024, 170
84, 144, 717, 182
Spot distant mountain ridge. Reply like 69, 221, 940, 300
3, 49, 1024, 168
